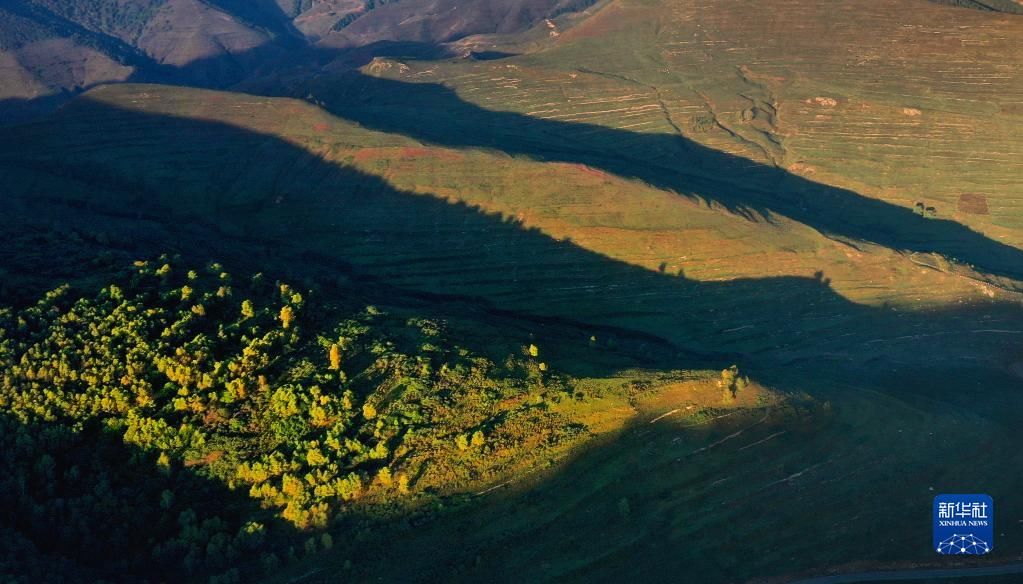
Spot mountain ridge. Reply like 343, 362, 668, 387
0, 0, 602, 122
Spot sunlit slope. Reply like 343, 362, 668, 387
337, 0, 1023, 264
2, 84, 1014, 368
3, 24, 1023, 584
270, 383, 1023, 583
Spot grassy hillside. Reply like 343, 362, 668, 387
2, 84, 1013, 362
2, 241, 749, 582
2, 80, 1022, 580
314, 0, 1023, 271
2, 0, 1023, 581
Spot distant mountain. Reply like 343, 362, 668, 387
0, 0, 600, 122
0, 0, 283, 120
0, 5, 136, 112
316, 0, 599, 48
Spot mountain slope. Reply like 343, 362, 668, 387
306, 0, 1023, 282
0, 0, 284, 119
5, 83, 1012, 352
0, 2, 140, 105
4, 81, 1021, 583
316, 0, 600, 47
2, 0, 1023, 582
0, 0, 603, 122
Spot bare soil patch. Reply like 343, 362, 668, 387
958, 193, 990, 215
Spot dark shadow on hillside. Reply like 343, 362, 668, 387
11, 38, 1023, 287
468, 50, 520, 61
1, 98, 1019, 407
308, 390, 1023, 584
3, 98, 1023, 584
0, 412, 297, 582
0, 95, 74, 127
0, 42, 445, 125
308, 72, 1023, 284
203, 0, 307, 44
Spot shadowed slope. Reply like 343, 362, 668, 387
2, 98, 1022, 583
306, 72, 1023, 284
1, 94, 1018, 384
0, 412, 294, 582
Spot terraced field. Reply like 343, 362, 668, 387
476, 0, 1023, 255
6, 84, 1018, 355
2, 0, 1022, 581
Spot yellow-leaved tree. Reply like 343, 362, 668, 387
279, 305, 295, 329
328, 344, 341, 370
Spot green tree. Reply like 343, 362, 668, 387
721, 365, 740, 403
